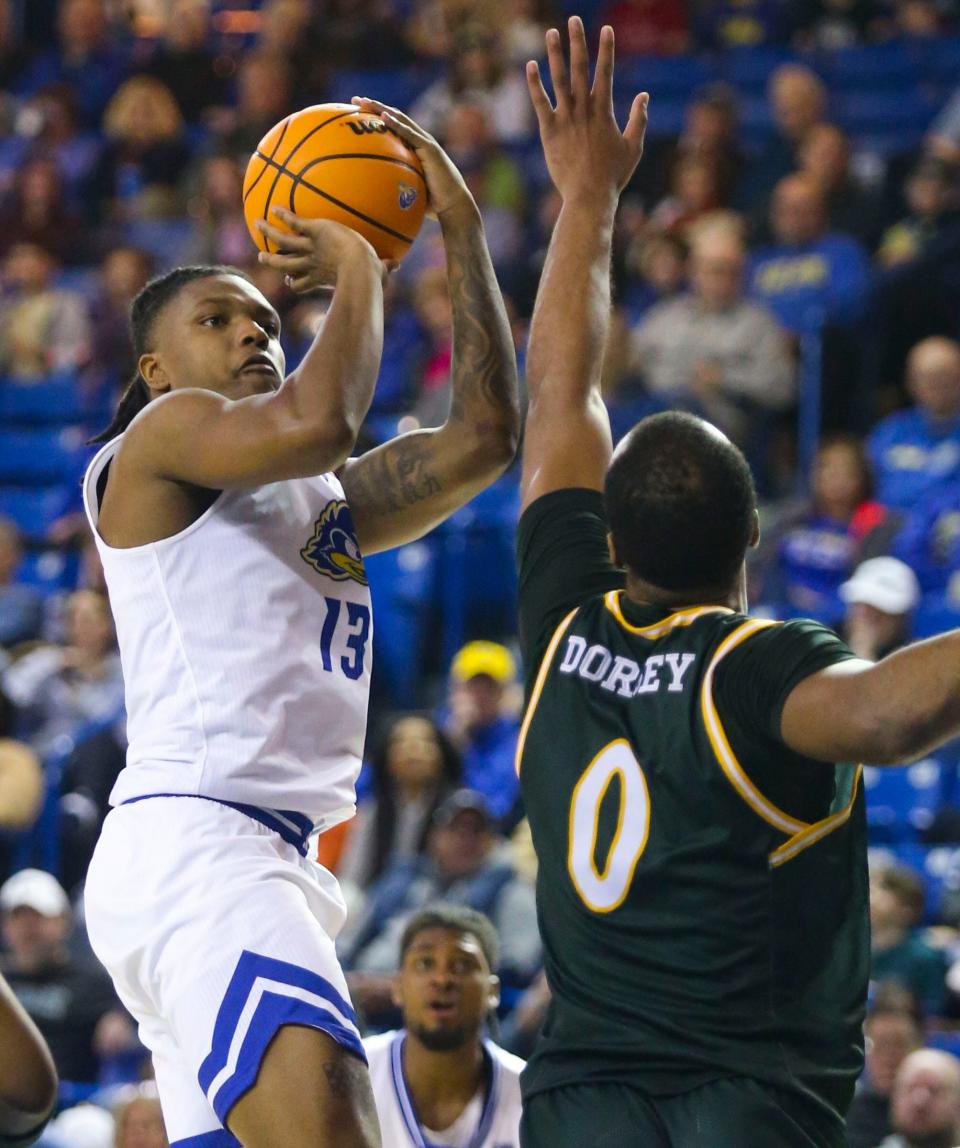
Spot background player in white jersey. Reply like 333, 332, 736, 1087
363, 906, 524, 1148
80, 106, 519, 1148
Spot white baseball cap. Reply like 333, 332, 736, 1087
839, 557, 921, 615
0, 868, 70, 916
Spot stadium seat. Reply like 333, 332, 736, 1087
0, 485, 74, 540
863, 758, 945, 844
833, 90, 937, 136
614, 55, 714, 100
620, 93, 685, 138
718, 46, 797, 93
913, 36, 960, 96
0, 427, 91, 486
819, 41, 920, 92
328, 67, 439, 112
0, 372, 87, 426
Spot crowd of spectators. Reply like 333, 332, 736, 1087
9, 0, 960, 1141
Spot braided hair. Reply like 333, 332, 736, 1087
91, 264, 253, 444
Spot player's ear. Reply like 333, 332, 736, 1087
749, 508, 760, 549
487, 974, 501, 1012
139, 352, 171, 397
607, 531, 620, 567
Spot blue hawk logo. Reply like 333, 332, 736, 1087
301, 500, 368, 585
398, 182, 418, 210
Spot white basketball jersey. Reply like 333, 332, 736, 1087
82, 435, 373, 828
364, 1030, 524, 1148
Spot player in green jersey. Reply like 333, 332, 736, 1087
516, 18, 960, 1148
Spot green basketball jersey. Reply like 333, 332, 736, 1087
516, 489, 869, 1124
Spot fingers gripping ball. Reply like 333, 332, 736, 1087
243, 103, 427, 263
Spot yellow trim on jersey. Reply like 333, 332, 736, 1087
769, 766, 863, 868
701, 619, 810, 837
603, 590, 732, 638
515, 607, 580, 775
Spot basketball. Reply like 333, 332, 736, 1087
242, 103, 427, 263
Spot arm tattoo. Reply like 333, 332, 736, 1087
442, 218, 517, 426
346, 433, 443, 516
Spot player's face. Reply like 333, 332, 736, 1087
142, 274, 285, 401
395, 927, 499, 1052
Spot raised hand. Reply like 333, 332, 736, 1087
526, 16, 648, 207
256, 207, 387, 293
350, 97, 475, 221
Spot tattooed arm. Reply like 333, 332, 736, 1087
339, 100, 520, 555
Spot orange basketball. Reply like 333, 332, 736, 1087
242, 103, 427, 264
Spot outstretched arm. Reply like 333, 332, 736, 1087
520, 18, 647, 514
781, 630, 960, 764
340, 102, 520, 555
0, 973, 57, 1143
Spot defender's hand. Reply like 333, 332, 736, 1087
257, 209, 390, 293
527, 17, 648, 207
350, 97, 476, 221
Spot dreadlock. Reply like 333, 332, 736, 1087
90, 264, 253, 444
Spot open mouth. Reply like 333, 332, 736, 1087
427, 1001, 458, 1021
239, 355, 279, 377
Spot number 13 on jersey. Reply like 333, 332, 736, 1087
318, 595, 370, 680
568, 739, 651, 913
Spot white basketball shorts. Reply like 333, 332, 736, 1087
84, 795, 365, 1147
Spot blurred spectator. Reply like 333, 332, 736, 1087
839, 557, 921, 661
499, 966, 551, 1059
753, 434, 893, 626
500, 0, 555, 65
926, 81, 960, 165
334, 714, 462, 896
139, 0, 228, 124
695, 0, 790, 49
0, 736, 43, 886
90, 75, 190, 224
740, 65, 827, 213
871, 862, 946, 1018
0, 0, 33, 93
882, 1048, 960, 1148
648, 155, 726, 239
877, 156, 960, 269
343, 789, 541, 993
598, 0, 689, 55
0, 155, 88, 265
675, 84, 745, 210
410, 265, 453, 428
2, 590, 124, 758
316, 0, 415, 70
0, 518, 45, 649
793, 0, 876, 49
42, 1101, 115, 1148
21, 0, 127, 129
112, 1092, 168, 1148
6, 83, 103, 204
846, 993, 924, 1148
619, 228, 687, 323
0, 869, 138, 1087
630, 218, 794, 449
85, 245, 154, 393
747, 173, 871, 334
208, 51, 293, 162
443, 641, 521, 826
868, 336, 960, 511
410, 26, 533, 144
183, 153, 251, 268
798, 123, 885, 250
0, 243, 91, 379
255, 0, 328, 105
440, 103, 525, 271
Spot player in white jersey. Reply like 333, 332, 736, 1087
363, 907, 524, 1148
80, 103, 519, 1148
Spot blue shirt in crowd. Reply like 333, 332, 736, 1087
461, 715, 520, 824
869, 408, 960, 511
772, 513, 859, 627
893, 481, 960, 593
747, 233, 871, 334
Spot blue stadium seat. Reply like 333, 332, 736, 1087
119, 218, 196, 272
913, 36, 960, 95
0, 372, 87, 426
718, 46, 797, 92
16, 547, 79, 597
0, 485, 74, 539
328, 67, 439, 112
819, 41, 920, 92
621, 93, 685, 138
0, 427, 91, 486
887, 841, 960, 923
833, 90, 937, 135
738, 93, 776, 144
614, 55, 714, 100
864, 758, 945, 844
